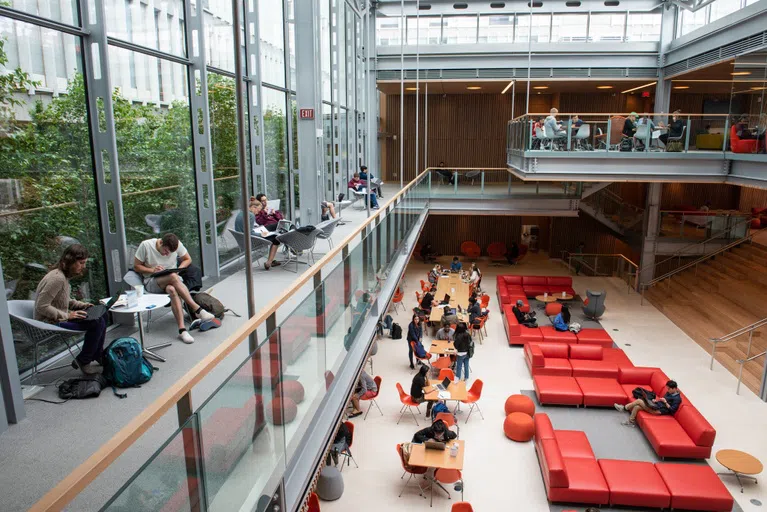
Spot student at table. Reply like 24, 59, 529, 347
453, 323, 472, 381
254, 193, 285, 231
513, 299, 537, 327
235, 197, 282, 270
469, 263, 482, 291
659, 110, 684, 147
34, 244, 107, 374
435, 323, 455, 341
421, 284, 438, 312
349, 369, 377, 418
348, 173, 380, 209
467, 296, 485, 326
359, 165, 383, 198
450, 256, 462, 272
410, 365, 434, 417
412, 418, 457, 444
134, 233, 215, 344
407, 314, 424, 369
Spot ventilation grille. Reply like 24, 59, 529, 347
665, 30, 767, 76
378, 67, 660, 80
590, 68, 626, 78
552, 68, 589, 78
478, 68, 516, 78
440, 69, 479, 79
627, 68, 659, 78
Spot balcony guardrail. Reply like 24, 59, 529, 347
709, 317, 767, 397
560, 251, 639, 293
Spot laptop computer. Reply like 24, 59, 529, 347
436, 376, 451, 391
441, 294, 450, 305
424, 440, 446, 451
78, 294, 121, 321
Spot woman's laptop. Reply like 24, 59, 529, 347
78, 294, 121, 321
425, 440, 446, 450
436, 377, 451, 391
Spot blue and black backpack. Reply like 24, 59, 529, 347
102, 337, 156, 398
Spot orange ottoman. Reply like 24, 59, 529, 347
505, 394, 536, 416
545, 302, 562, 316
275, 380, 305, 404
504, 412, 535, 442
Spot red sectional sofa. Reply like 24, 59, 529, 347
497, 275, 576, 305
525, 343, 634, 378
503, 306, 616, 347
533, 366, 717, 459
502, 304, 543, 345
535, 413, 734, 510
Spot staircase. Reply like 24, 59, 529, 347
643, 242, 767, 395
579, 186, 644, 240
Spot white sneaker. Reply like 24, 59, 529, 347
614, 403, 625, 412
197, 309, 215, 322
178, 331, 195, 344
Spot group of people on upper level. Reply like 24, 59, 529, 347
348, 165, 383, 209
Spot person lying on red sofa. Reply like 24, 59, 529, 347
614, 379, 682, 427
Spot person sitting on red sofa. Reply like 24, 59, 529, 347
512, 299, 537, 327
614, 379, 682, 427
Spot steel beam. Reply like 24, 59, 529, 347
0, 259, 24, 428
245, 0, 268, 197
639, 183, 662, 285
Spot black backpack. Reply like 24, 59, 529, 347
620, 137, 633, 152
58, 374, 108, 400
391, 323, 402, 339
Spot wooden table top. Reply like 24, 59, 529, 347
429, 276, 471, 322
536, 295, 559, 303
429, 339, 456, 355
423, 379, 468, 401
408, 440, 465, 470
557, 293, 574, 301
716, 449, 764, 475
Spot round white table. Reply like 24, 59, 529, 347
110, 294, 171, 362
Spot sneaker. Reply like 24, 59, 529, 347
621, 420, 636, 427
178, 331, 195, 344
72, 360, 102, 375
197, 309, 215, 322
614, 403, 626, 412
199, 318, 221, 332
349, 410, 363, 418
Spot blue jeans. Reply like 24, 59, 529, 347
455, 354, 470, 381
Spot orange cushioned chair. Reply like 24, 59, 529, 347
410, 341, 432, 369
480, 294, 490, 309
432, 356, 453, 370
362, 376, 383, 420
460, 241, 481, 259
438, 368, 455, 381
307, 492, 321, 512
487, 242, 507, 265
460, 379, 484, 423
452, 503, 474, 512
396, 383, 422, 426
432, 468, 463, 506
397, 443, 429, 497
338, 421, 358, 471
392, 290, 405, 313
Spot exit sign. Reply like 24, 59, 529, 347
299, 108, 314, 120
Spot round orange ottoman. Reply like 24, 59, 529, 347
504, 412, 535, 442
267, 397, 298, 425
504, 394, 535, 416
545, 302, 562, 316
275, 380, 305, 404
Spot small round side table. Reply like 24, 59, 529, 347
716, 449, 763, 493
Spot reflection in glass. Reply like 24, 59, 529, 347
478, 15, 515, 43
262, 87, 289, 212
709, 0, 742, 24
589, 13, 625, 42
406, 16, 442, 45
259, 0, 286, 87
626, 13, 662, 42
204, 0, 236, 73
551, 14, 588, 43
515, 14, 552, 43
442, 16, 479, 44
320, 0, 332, 101
679, 8, 708, 36
109, 46, 200, 265
106, 0, 187, 57
376, 16, 403, 46
0, 24, 106, 372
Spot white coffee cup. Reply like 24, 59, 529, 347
134, 284, 144, 298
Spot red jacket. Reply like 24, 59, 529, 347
348, 178, 367, 191
256, 208, 283, 226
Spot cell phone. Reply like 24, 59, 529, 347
146, 305, 157, 309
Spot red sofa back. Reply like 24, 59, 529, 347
504, 305, 522, 335
539, 343, 569, 359
675, 405, 716, 447
523, 276, 547, 286
569, 345, 602, 361
650, 370, 671, 395
547, 277, 573, 287
618, 367, 662, 385
534, 414, 570, 488
503, 275, 523, 285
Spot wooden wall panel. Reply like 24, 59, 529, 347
739, 186, 767, 210
660, 183, 740, 210
549, 214, 631, 262
417, 215, 552, 257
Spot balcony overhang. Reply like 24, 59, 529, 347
428, 196, 579, 215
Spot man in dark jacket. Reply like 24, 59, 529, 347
614, 380, 682, 426
512, 299, 537, 327
410, 365, 434, 416
407, 315, 423, 369
412, 419, 457, 444
468, 296, 484, 325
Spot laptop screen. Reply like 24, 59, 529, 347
443, 294, 450, 303
441, 377, 451, 388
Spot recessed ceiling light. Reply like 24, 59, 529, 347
466, 86, 482, 90
597, 86, 613, 89
533, 86, 548, 90
673, 86, 690, 90
750, 86, 767, 91
405, 87, 418, 91
731, 71, 751, 76
621, 81, 656, 94
501, 80, 515, 94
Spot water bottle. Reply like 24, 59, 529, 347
450, 443, 458, 457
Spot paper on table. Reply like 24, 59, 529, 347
438, 391, 451, 399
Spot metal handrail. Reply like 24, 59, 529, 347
561, 251, 639, 293
709, 317, 767, 395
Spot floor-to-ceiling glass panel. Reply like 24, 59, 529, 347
514, 14, 552, 43
679, 8, 708, 36
406, 16, 441, 45
442, 15, 478, 44
204, 0, 236, 73
323, 103, 334, 201
375, 15, 402, 46
0, 22, 106, 372
109, 46, 201, 265
259, 0, 286, 87
262, 87, 289, 213
320, 0, 332, 102
589, 13, 625, 42
709, 0, 742, 24
6, 0, 79, 24
338, 1, 348, 107
106, 0, 187, 57
626, 12, 662, 42
339, 107, 348, 183
551, 14, 587, 42
478, 14, 514, 43
287, 0, 296, 91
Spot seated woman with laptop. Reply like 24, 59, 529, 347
412, 418, 457, 444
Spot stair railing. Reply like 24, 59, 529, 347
560, 251, 639, 293
639, 222, 767, 305
709, 317, 767, 397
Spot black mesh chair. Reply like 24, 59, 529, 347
228, 229, 273, 266
315, 217, 341, 254
276, 227, 322, 273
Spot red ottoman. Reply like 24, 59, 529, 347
655, 463, 734, 511
533, 375, 583, 406
505, 394, 536, 416
504, 412, 536, 442
575, 377, 629, 407
576, 329, 614, 348
599, 459, 671, 509
275, 380, 305, 404
266, 397, 298, 425
540, 326, 577, 344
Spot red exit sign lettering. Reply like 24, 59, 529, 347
299, 108, 314, 120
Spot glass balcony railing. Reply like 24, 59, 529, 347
657, 210, 750, 240
427, 168, 581, 199
507, 113, 766, 156
39, 172, 431, 512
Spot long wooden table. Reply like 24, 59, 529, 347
408, 439, 465, 470
429, 275, 471, 323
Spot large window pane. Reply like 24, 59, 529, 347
551, 14, 588, 42
338, 1, 347, 107
204, 0, 236, 73
589, 13, 625, 42
515, 14, 551, 43
406, 16, 441, 45
709, 0, 742, 23
109, 46, 200, 266
0, 24, 106, 372
287, 0, 296, 91
679, 8, 707, 36
106, 0, 186, 57
259, 0, 286, 87
442, 16, 478, 44
262, 87, 289, 214
478, 15, 514, 43
376, 16, 402, 46
321, 0, 332, 101
627, 13, 662, 42
323, 103, 333, 201
6, 0, 79, 24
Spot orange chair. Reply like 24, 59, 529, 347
487, 242, 507, 265
470, 313, 488, 344
438, 368, 455, 381
307, 492, 321, 512
452, 502, 474, 512
410, 341, 432, 369
396, 382, 422, 425
397, 443, 428, 498
432, 356, 453, 370
460, 379, 484, 424
460, 241, 481, 259
415, 291, 423, 304
362, 376, 383, 420
392, 290, 406, 313
480, 293, 490, 309
435, 411, 459, 438
338, 421, 358, 471
432, 468, 463, 506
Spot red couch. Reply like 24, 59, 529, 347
525, 343, 633, 378
502, 304, 543, 345
534, 413, 609, 505
535, 413, 733, 510
496, 275, 530, 311
496, 275, 576, 304
730, 124, 759, 154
